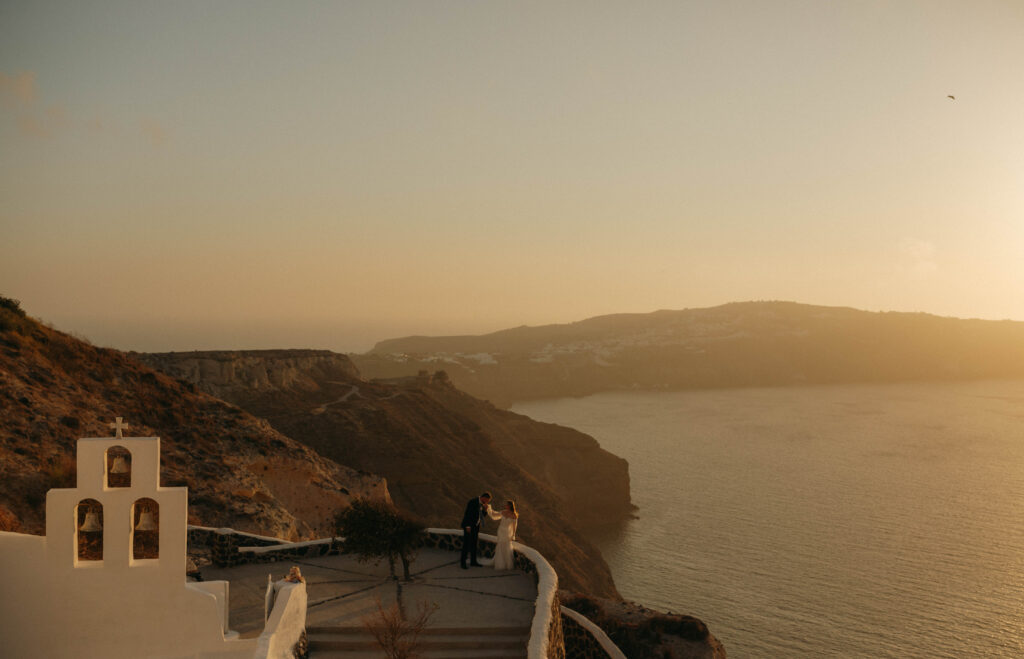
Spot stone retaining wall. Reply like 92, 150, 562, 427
419, 528, 496, 558
548, 594, 567, 659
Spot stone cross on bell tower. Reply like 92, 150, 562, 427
109, 416, 130, 439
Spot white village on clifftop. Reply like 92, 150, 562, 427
0, 419, 624, 659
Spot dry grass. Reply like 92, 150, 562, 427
360, 597, 438, 659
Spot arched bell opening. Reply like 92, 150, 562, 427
132, 497, 159, 560
76, 498, 103, 562
105, 445, 132, 488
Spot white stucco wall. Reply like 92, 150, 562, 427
254, 581, 306, 659
0, 436, 257, 659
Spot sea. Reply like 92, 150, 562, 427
513, 380, 1024, 658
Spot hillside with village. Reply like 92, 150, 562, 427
354, 301, 1024, 407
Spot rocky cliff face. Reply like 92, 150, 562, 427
138, 349, 360, 401
411, 372, 634, 528
0, 301, 388, 539
142, 351, 633, 599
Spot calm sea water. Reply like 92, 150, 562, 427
514, 381, 1024, 658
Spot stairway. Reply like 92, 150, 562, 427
306, 624, 531, 658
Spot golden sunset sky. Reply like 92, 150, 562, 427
2, 1, 1022, 352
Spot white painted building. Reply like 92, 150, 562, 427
0, 427, 258, 658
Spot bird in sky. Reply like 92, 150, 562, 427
947, 95, 956, 100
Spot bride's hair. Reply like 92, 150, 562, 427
506, 500, 518, 518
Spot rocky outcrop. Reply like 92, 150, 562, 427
561, 591, 727, 659
0, 300, 388, 539
144, 352, 633, 599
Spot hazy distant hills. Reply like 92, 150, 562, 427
0, 300, 387, 540
141, 350, 631, 598
354, 301, 1024, 407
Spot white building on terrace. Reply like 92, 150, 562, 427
0, 424, 257, 659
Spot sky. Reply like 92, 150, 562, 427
2, 1, 1023, 353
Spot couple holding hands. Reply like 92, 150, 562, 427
460, 491, 519, 571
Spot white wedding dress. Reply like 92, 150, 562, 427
493, 514, 518, 571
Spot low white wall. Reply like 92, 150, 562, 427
189, 524, 285, 545
254, 581, 307, 659
561, 606, 628, 659
0, 530, 255, 659
188, 580, 230, 634
239, 537, 332, 554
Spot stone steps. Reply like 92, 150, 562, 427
307, 625, 530, 658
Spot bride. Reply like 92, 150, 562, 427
493, 500, 519, 571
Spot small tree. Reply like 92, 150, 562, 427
335, 498, 425, 580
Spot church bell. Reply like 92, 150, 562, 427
110, 455, 130, 474
80, 511, 102, 533
135, 509, 157, 531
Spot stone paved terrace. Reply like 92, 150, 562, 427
200, 548, 537, 657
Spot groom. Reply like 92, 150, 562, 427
460, 491, 493, 569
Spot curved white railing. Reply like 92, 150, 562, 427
189, 524, 285, 544
425, 528, 558, 659
561, 606, 628, 659
239, 537, 333, 554
517, 542, 559, 659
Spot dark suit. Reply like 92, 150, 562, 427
460, 497, 487, 567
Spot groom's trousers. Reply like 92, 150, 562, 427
461, 526, 479, 566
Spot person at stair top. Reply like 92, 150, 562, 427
460, 491, 500, 569
492, 500, 519, 571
